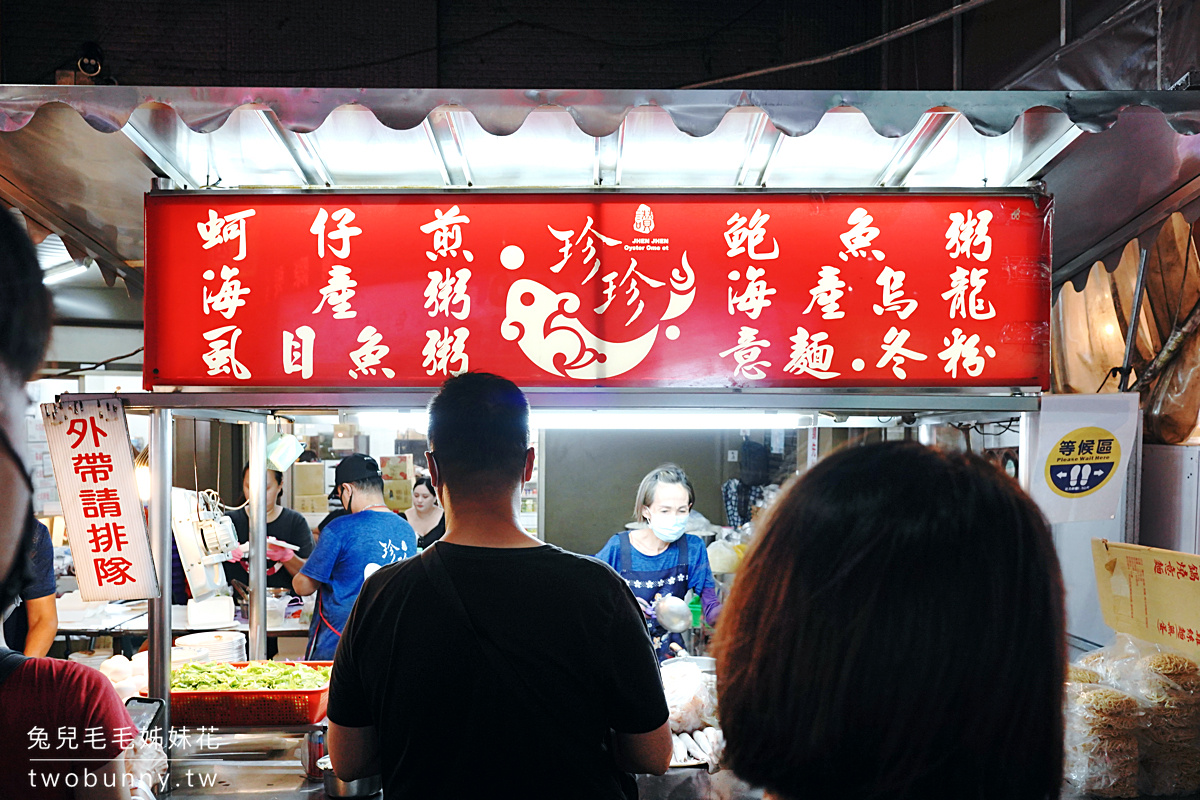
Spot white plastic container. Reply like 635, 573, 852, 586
186, 595, 235, 629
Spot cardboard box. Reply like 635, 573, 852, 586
292, 462, 326, 497
1092, 539, 1200, 656
332, 424, 358, 451
294, 494, 329, 514
383, 479, 412, 511
380, 454, 412, 482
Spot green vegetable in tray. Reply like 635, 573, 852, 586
171, 661, 331, 691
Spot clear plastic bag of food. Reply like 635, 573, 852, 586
1068, 634, 1200, 797
661, 660, 718, 733
706, 539, 739, 575
1065, 684, 1144, 731
1063, 656, 1144, 799
1064, 728, 1139, 799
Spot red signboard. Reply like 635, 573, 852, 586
144, 193, 1050, 390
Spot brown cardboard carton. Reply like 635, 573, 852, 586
381, 454, 413, 482
294, 494, 328, 514
293, 463, 326, 497
383, 479, 412, 511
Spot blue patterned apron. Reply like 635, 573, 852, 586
618, 531, 690, 660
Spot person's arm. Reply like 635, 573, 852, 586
700, 587, 721, 626
77, 751, 132, 799
71, 663, 139, 798
327, 721, 381, 781
614, 720, 672, 775
293, 522, 341, 597
19, 521, 57, 656
123, 734, 168, 798
290, 570, 318, 596
601, 575, 672, 773
689, 537, 722, 626
22, 594, 56, 656
326, 577, 378, 780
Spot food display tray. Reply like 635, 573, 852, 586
168, 661, 332, 728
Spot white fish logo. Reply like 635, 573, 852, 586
501, 252, 697, 380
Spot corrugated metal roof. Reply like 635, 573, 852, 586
0, 87, 1197, 309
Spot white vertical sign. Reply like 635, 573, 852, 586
1029, 393, 1140, 525
807, 427, 820, 469
42, 399, 159, 600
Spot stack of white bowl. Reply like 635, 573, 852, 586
67, 650, 111, 669
131, 646, 209, 672
175, 631, 246, 662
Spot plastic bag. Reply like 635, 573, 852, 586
707, 539, 739, 574
1063, 684, 1141, 798
1064, 639, 1147, 798
1066, 634, 1200, 797
661, 660, 718, 733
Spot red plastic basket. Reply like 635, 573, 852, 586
168, 661, 332, 728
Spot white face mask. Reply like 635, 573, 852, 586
648, 513, 688, 543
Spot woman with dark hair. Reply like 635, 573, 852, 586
596, 463, 721, 660
404, 476, 445, 549
223, 465, 314, 593
716, 441, 1066, 800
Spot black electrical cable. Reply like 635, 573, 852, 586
45, 346, 145, 378
681, 0, 1004, 88
227, 1, 775, 75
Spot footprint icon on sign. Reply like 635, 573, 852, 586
1069, 465, 1081, 487
1079, 464, 1092, 487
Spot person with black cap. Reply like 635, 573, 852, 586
291, 453, 417, 660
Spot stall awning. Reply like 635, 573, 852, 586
1, 88, 1199, 312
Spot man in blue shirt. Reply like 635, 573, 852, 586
290, 454, 416, 660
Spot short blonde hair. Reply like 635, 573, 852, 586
631, 463, 694, 523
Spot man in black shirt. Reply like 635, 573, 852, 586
327, 373, 671, 799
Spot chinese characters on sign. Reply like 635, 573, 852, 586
1155, 560, 1200, 582
1158, 620, 1200, 644
197, 209, 255, 261
421, 207, 475, 371
145, 194, 1050, 389
1090, 539, 1200, 660
41, 399, 158, 600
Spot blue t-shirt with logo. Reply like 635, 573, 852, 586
301, 510, 416, 659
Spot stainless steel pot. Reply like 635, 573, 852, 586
317, 756, 382, 797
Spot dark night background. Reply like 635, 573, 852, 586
0, 0, 1140, 89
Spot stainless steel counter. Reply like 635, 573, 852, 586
162, 730, 760, 799
160, 735, 1200, 800
166, 760, 758, 800
167, 758, 323, 798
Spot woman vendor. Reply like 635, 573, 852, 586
596, 463, 721, 659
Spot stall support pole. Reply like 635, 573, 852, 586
1019, 411, 1038, 493
148, 409, 173, 763
247, 420, 268, 660
1118, 246, 1151, 392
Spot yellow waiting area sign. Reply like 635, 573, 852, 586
1044, 426, 1121, 498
